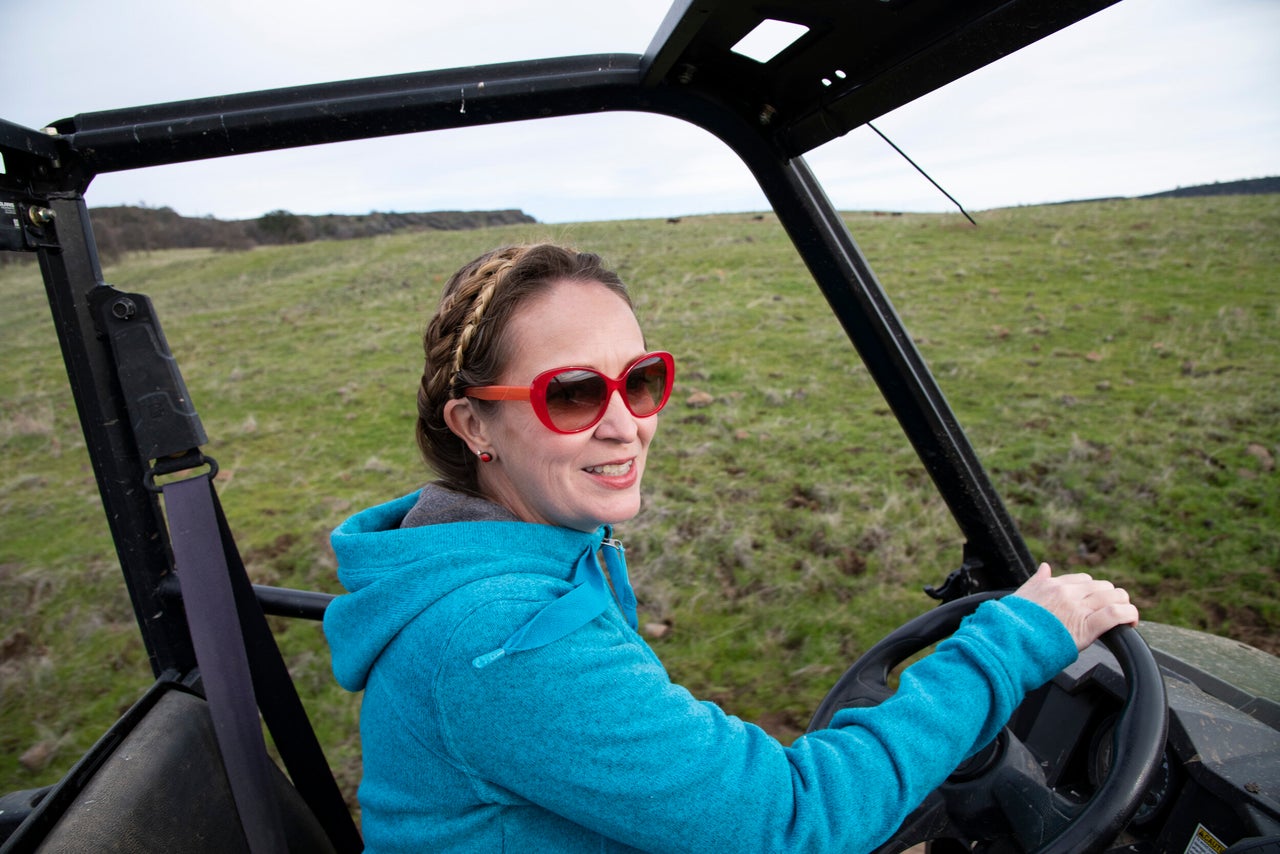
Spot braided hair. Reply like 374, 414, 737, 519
416, 243, 632, 493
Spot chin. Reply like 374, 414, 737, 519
589, 497, 643, 529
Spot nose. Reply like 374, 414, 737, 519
592, 389, 640, 442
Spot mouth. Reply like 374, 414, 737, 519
583, 459, 634, 477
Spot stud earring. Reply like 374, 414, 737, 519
476, 450, 494, 463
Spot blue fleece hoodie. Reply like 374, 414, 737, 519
324, 487, 1076, 853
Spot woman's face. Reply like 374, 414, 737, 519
458, 279, 659, 532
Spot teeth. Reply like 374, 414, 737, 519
586, 461, 633, 476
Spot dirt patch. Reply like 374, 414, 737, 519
753, 710, 807, 746
244, 532, 299, 563
1, 629, 32, 662
1136, 570, 1279, 656
1067, 528, 1118, 567
1206, 602, 1279, 656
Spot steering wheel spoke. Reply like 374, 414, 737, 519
985, 733, 1085, 851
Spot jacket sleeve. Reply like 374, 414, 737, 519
430, 594, 1075, 853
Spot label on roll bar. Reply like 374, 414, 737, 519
0, 200, 22, 251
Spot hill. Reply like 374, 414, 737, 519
91, 176, 1276, 254
1139, 176, 1280, 200
15, 177, 1267, 263
86, 205, 537, 261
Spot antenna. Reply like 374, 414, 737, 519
868, 122, 977, 226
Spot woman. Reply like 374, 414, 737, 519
324, 243, 1138, 853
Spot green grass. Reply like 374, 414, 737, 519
1, 196, 1277, 801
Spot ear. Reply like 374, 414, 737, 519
443, 397, 491, 453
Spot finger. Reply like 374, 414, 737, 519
1085, 602, 1141, 638
1081, 579, 1118, 599
1085, 585, 1128, 609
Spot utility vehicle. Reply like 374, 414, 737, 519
1, 0, 1276, 851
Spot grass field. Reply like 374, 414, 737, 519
1, 194, 1277, 801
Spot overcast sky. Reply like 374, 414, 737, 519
5, 0, 1277, 223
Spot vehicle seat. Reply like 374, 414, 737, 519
1, 682, 336, 854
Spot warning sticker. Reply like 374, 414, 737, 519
1184, 823, 1227, 854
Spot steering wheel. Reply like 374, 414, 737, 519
807, 591, 1168, 854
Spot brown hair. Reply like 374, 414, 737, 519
416, 243, 632, 493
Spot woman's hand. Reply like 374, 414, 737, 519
1011, 563, 1140, 651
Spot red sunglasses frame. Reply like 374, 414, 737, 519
464, 351, 675, 434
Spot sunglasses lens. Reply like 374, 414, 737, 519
544, 370, 608, 431
625, 355, 670, 416
535, 353, 672, 432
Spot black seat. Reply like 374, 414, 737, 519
0, 681, 336, 854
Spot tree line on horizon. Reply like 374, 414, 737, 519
0, 205, 537, 266
87, 176, 1280, 259
1, 176, 1274, 267
81, 206, 537, 262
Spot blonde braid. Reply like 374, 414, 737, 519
451, 257, 512, 377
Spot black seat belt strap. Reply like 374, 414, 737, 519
199, 477, 365, 854
163, 473, 288, 853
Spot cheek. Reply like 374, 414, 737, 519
500, 422, 585, 471
639, 416, 659, 448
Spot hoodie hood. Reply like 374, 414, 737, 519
398, 482, 520, 527
323, 487, 635, 692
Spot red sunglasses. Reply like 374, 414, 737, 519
464, 351, 675, 434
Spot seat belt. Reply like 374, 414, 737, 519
163, 471, 362, 854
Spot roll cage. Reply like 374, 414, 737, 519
0, 0, 1123, 849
